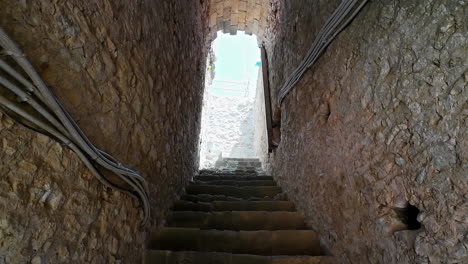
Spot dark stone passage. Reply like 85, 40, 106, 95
0, 1, 466, 263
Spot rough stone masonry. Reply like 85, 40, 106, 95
0, 0, 208, 263
263, 0, 467, 263
0, 0, 466, 264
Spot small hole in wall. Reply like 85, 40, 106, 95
395, 204, 422, 230
405, 204, 422, 230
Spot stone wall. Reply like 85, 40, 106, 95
0, 0, 208, 263
199, 93, 256, 168
208, 0, 270, 39
265, 0, 467, 263
253, 67, 272, 173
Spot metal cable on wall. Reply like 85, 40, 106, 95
0, 27, 150, 227
277, 0, 369, 105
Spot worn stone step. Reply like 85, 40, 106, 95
191, 180, 276, 186
223, 158, 260, 162
196, 174, 260, 178
195, 175, 273, 181
149, 228, 321, 256
237, 161, 262, 166
235, 167, 258, 171
167, 211, 306, 230
173, 200, 295, 212
198, 171, 261, 174
212, 201, 294, 211
173, 201, 212, 211
181, 194, 287, 203
231, 169, 258, 173
186, 185, 282, 199
145, 250, 336, 264
182, 194, 243, 202
199, 170, 259, 174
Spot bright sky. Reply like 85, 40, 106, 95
208, 31, 261, 97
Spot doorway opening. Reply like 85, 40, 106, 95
199, 31, 261, 169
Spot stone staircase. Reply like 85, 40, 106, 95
145, 159, 335, 264
214, 157, 263, 173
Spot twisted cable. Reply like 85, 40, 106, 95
277, 0, 369, 105
0, 27, 150, 226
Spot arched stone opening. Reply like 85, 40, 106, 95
202, 1, 279, 171
208, 0, 271, 42
199, 29, 264, 169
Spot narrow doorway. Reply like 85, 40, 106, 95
199, 31, 261, 169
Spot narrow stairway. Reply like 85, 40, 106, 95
145, 158, 335, 264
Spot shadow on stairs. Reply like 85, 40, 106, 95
145, 159, 336, 264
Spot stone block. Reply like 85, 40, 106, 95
232, 0, 240, 12
262, 4, 268, 17
230, 25, 238, 35
256, 32, 263, 45
251, 19, 259, 34
256, 25, 265, 36
216, 16, 224, 30
259, 14, 266, 25
211, 25, 218, 35
223, 7, 231, 20
231, 13, 239, 25
239, 1, 247, 12
216, 2, 224, 14
238, 23, 246, 31
239, 11, 247, 23
245, 22, 253, 35
247, 9, 255, 22
222, 20, 230, 34
210, 12, 217, 27
254, 4, 261, 18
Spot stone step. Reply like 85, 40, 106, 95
197, 175, 262, 179
230, 169, 258, 173
197, 172, 259, 175
213, 201, 294, 211
149, 228, 321, 256
186, 185, 282, 199
200, 169, 260, 172
235, 166, 258, 171
145, 250, 337, 264
173, 200, 212, 211
199, 170, 260, 174
231, 165, 261, 170
191, 180, 276, 186
237, 161, 262, 166
181, 194, 287, 203
173, 200, 295, 212
194, 175, 272, 181
195, 175, 273, 181
167, 211, 306, 230
223, 158, 260, 162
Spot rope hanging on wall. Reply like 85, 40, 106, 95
277, 0, 369, 105
0, 27, 150, 227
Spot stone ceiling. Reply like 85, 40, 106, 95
208, 0, 270, 41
